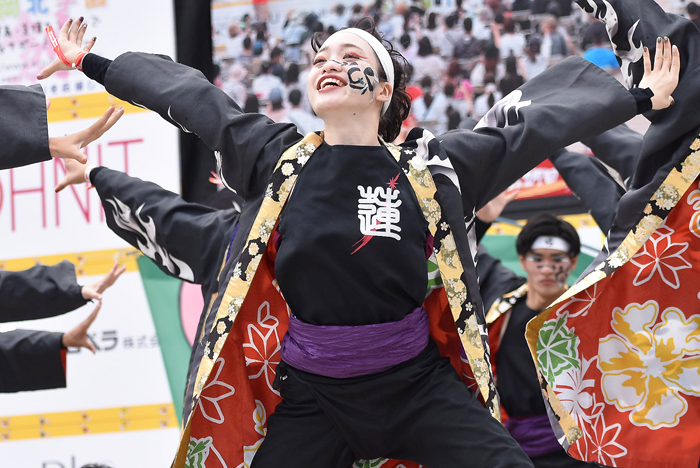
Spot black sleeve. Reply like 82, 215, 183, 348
0, 262, 87, 323
476, 245, 526, 311
97, 52, 304, 200
550, 148, 626, 235
91, 167, 239, 285
581, 123, 643, 184
438, 56, 637, 211
81, 53, 112, 85
0, 330, 66, 393
0, 85, 51, 170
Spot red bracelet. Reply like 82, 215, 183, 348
75, 50, 88, 71
45, 26, 85, 72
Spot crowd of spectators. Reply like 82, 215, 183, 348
213, 0, 698, 139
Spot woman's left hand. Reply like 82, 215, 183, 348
638, 37, 681, 110
37, 17, 96, 79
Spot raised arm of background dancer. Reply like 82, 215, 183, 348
475, 244, 526, 311
0, 261, 124, 323
581, 124, 643, 184
55, 159, 239, 285
0, 302, 102, 393
440, 38, 679, 211
550, 149, 626, 235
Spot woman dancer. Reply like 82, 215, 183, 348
42, 17, 679, 468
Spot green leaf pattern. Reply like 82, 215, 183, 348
537, 314, 580, 385
185, 436, 212, 468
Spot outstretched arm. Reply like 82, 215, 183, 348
440, 39, 679, 211
0, 301, 106, 393
56, 158, 239, 285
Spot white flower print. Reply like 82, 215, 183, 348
242, 301, 282, 395
555, 283, 601, 319
197, 358, 236, 424
629, 225, 691, 289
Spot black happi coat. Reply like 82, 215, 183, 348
0, 84, 51, 170
86, 51, 637, 425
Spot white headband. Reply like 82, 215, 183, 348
531, 236, 571, 253
337, 28, 394, 115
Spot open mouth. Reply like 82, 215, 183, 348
317, 76, 347, 90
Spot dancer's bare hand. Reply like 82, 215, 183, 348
639, 37, 681, 110
55, 158, 95, 192
48, 106, 124, 164
62, 301, 101, 353
81, 262, 127, 301
477, 190, 519, 224
37, 17, 96, 79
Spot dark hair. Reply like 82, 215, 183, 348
270, 46, 283, 59
505, 55, 518, 74
420, 75, 432, 90
447, 60, 462, 79
260, 61, 271, 74
242, 36, 252, 50
400, 32, 411, 49
463, 17, 473, 33
688, 2, 699, 16
284, 62, 300, 85
417, 36, 433, 56
310, 17, 412, 142
427, 12, 438, 30
243, 93, 259, 113
444, 82, 455, 97
503, 17, 516, 33
484, 42, 500, 61
445, 13, 458, 29
288, 89, 302, 107
516, 213, 581, 257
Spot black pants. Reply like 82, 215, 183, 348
531, 450, 602, 468
251, 341, 533, 468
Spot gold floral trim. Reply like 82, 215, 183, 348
386, 141, 500, 419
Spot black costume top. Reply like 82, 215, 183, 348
276, 143, 428, 326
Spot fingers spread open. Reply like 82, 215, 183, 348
59, 18, 72, 42
37, 58, 63, 80
69, 16, 84, 42
83, 36, 97, 53
671, 44, 681, 78
77, 22, 87, 46
663, 37, 672, 72
654, 37, 663, 71
643, 46, 651, 76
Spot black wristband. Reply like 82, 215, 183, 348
630, 87, 654, 114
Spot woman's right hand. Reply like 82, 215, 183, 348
37, 17, 96, 80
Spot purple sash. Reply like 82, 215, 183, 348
281, 307, 429, 378
505, 414, 562, 458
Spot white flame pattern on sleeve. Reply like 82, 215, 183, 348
106, 197, 195, 281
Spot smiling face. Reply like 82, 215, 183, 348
308, 31, 391, 122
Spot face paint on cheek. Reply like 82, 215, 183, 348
554, 264, 573, 286
347, 65, 379, 97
